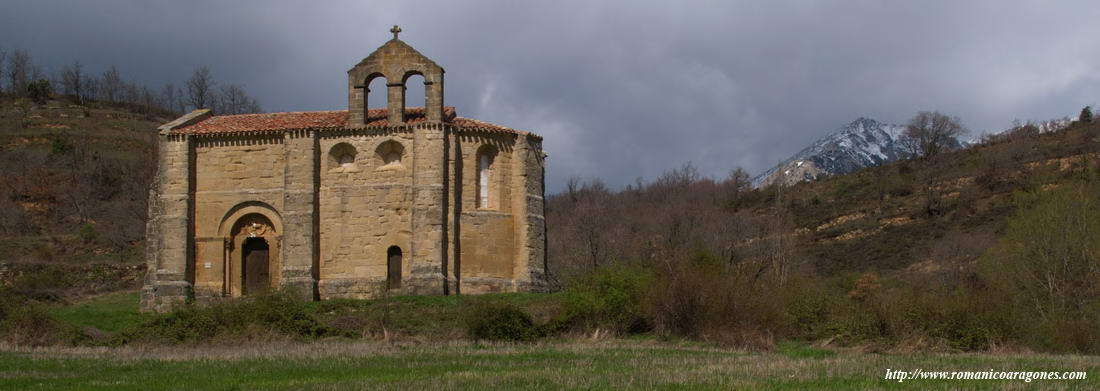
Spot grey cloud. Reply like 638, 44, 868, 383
3, 1, 1099, 192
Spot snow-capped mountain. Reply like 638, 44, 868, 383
976, 118, 1072, 143
752, 118, 910, 188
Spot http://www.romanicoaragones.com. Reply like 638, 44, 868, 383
884, 368, 1086, 383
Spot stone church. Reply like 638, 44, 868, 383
142, 27, 547, 311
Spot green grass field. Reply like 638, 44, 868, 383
47, 291, 150, 334
0, 290, 1092, 389
2, 341, 1098, 390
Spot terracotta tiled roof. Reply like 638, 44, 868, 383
451, 117, 531, 135
170, 107, 536, 138
175, 110, 348, 134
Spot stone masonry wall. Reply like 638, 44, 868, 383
452, 132, 519, 293
191, 136, 286, 298
145, 121, 547, 310
407, 123, 447, 295
518, 136, 548, 292
318, 129, 415, 299
141, 134, 193, 312
281, 130, 318, 299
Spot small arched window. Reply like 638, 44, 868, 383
387, 246, 402, 290
328, 143, 358, 172
375, 140, 405, 169
476, 145, 497, 209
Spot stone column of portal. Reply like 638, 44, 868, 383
512, 135, 547, 292
281, 130, 318, 300
407, 123, 447, 294
140, 133, 193, 312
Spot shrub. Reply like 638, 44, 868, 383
978, 182, 1100, 353
9, 264, 68, 301
243, 293, 330, 337
78, 223, 97, 243
464, 301, 540, 342
0, 291, 73, 347
50, 136, 73, 156
123, 290, 333, 344
647, 255, 789, 350
561, 266, 652, 334
27, 79, 52, 105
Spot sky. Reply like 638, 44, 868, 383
3, 1, 1100, 192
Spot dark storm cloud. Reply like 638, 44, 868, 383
4, 1, 1099, 191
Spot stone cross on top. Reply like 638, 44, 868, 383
390, 25, 402, 40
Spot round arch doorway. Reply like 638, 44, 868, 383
227, 213, 281, 297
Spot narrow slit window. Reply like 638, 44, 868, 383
479, 153, 490, 208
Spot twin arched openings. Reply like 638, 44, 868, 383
327, 140, 405, 172
365, 72, 429, 120
328, 140, 499, 209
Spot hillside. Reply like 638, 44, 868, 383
771, 121, 1094, 275
0, 96, 167, 298
541, 116, 1100, 353
549, 117, 1100, 280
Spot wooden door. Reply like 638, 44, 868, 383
243, 238, 270, 295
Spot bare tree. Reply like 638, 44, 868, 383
29, 62, 44, 82
722, 167, 752, 205
898, 112, 966, 215
122, 80, 142, 107
0, 50, 7, 94
82, 75, 100, 103
565, 176, 582, 204
902, 111, 967, 159
186, 66, 215, 110
725, 168, 751, 191
60, 60, 85, 104
172, 84, 186, 114
140, 85, 156, 114
7, 49, 31, 97
213, 84, 262, 115
101, 65, 123, 103
160, 82, 178, 114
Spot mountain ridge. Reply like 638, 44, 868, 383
753, 117, 909, 187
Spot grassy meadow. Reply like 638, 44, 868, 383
0, 291, 1095, 390
3, 341, 1098, 390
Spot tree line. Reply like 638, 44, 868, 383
0, 48, 261, 115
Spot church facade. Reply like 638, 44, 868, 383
142, 27, 547, 311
